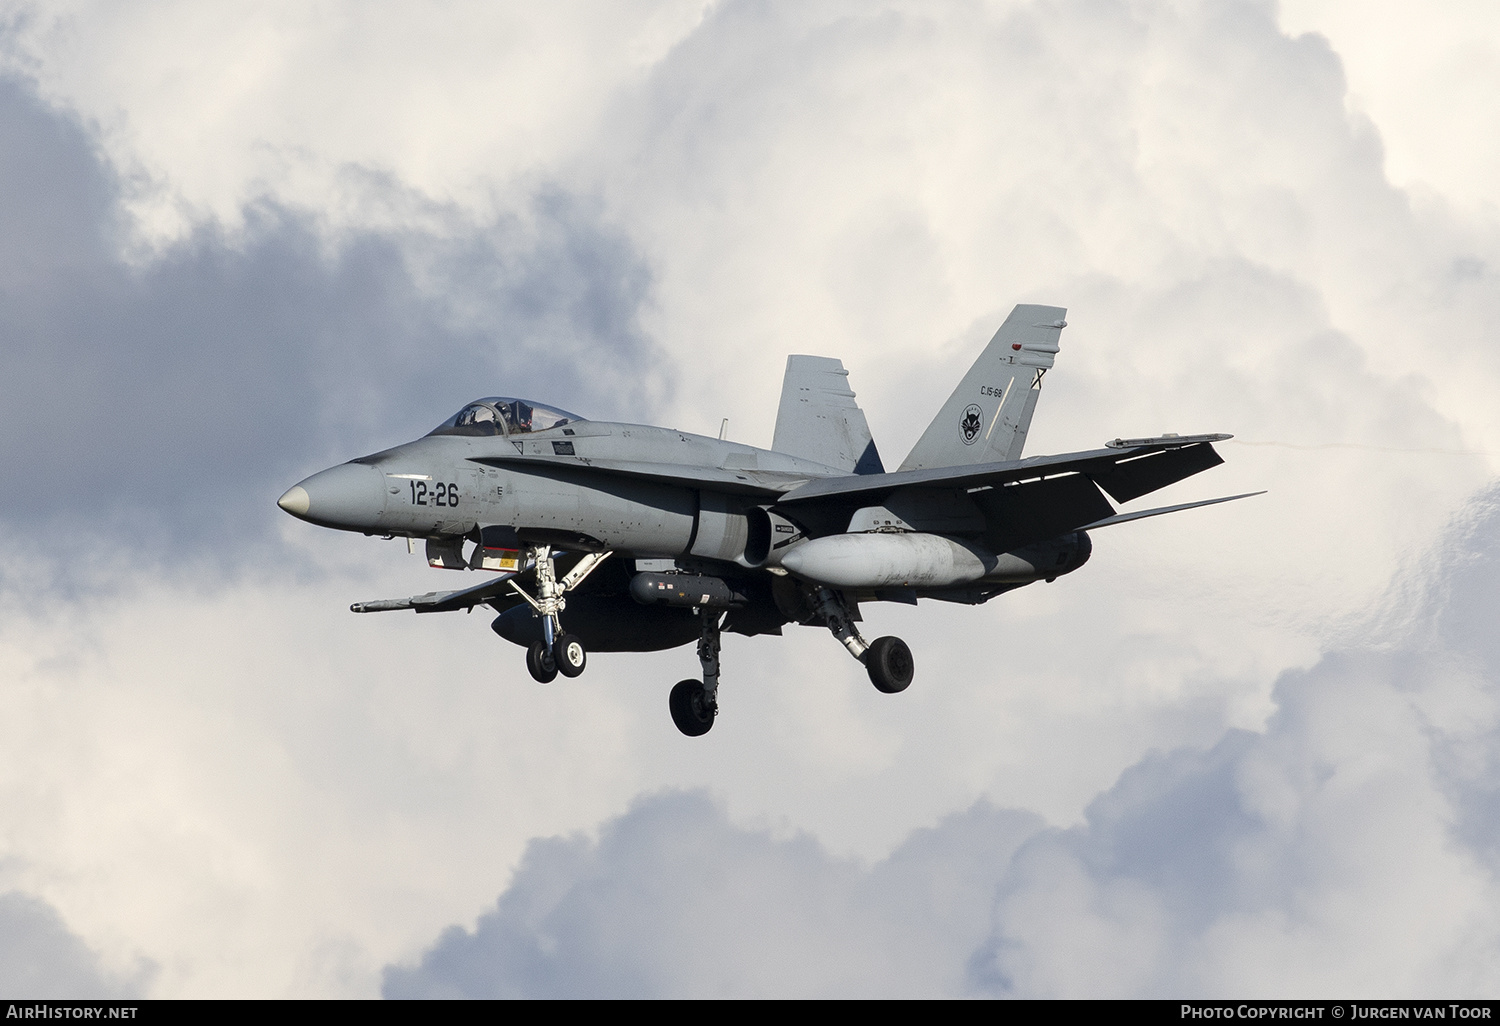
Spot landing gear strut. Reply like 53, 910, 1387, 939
661, 585, 914, 737
508, 546, 609, 681
669, 609, 722, 737
811, 587, 914, 694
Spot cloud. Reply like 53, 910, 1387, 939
1278, 0, 1500, 211
974, 491, 1500, 997
0, 66, 672, 995
1, 0, 1498, 1000
0, 0, 713, 241
0, 891, 146, 997
388, 485, 1500, 998
0, 72, 662, 559
382, 791, 1042, 998
576, 0, 1497, 624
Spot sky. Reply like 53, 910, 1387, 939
0, 0, 1497, 999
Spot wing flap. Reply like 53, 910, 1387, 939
1088, 442, 1225, 504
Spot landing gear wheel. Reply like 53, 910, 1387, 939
669, 679, 716, 737
526, 641, 558, 684
866, 636, 914, 694
553, 632, 587, 678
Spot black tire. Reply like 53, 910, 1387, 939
866, 636, 914, 694
554, 632, 587, 678
526, 641, 558, 684
669, 678, 715, 737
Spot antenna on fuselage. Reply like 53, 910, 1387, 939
719, 418, 729, 440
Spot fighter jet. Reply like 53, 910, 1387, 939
277, 304, 1257, 736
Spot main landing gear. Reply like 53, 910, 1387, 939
665, 587, 916, 738
508, 546, 609, 684
810, 587, 914, 694
507, 553, 911, 736
669, 609, 721, 737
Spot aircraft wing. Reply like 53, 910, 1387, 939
772, 434, 1236, 548
463, 435, 1234, 551
776, 434, 1232, 506
471, 434, 1229, 507
350, 567, 529, 614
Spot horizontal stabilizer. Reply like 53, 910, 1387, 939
1080, 491, 1266, 530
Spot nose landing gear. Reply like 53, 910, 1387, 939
509, 546, 609, 682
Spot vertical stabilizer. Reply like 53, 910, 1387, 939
898, 304, 1066, 471
772, 356, 884, 474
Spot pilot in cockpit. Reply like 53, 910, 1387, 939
499, 400, 533, 433
454, 403, 499, 430
432, 397, 581, 438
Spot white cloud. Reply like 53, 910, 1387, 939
0, 0, 713, 241
0, 550, 676, 996
1279, 0, 1500, 213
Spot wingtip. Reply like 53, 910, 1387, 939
1106, 432, 1234, 449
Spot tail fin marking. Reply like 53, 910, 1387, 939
898, 304, 1066, 472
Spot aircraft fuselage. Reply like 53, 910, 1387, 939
279, 421, 838, 560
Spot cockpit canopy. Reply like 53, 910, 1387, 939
430, 397, 584, 437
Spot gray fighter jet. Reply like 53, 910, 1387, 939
278, 304, 1257, 736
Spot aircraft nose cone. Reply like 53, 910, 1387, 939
277, 485, 310, 516
277, 463, 385, 530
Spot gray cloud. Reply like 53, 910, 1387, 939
382, 790, 1042, 998
0, 73, 661, 561
971, 484, 1500, 995
0, 891, 145, 997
